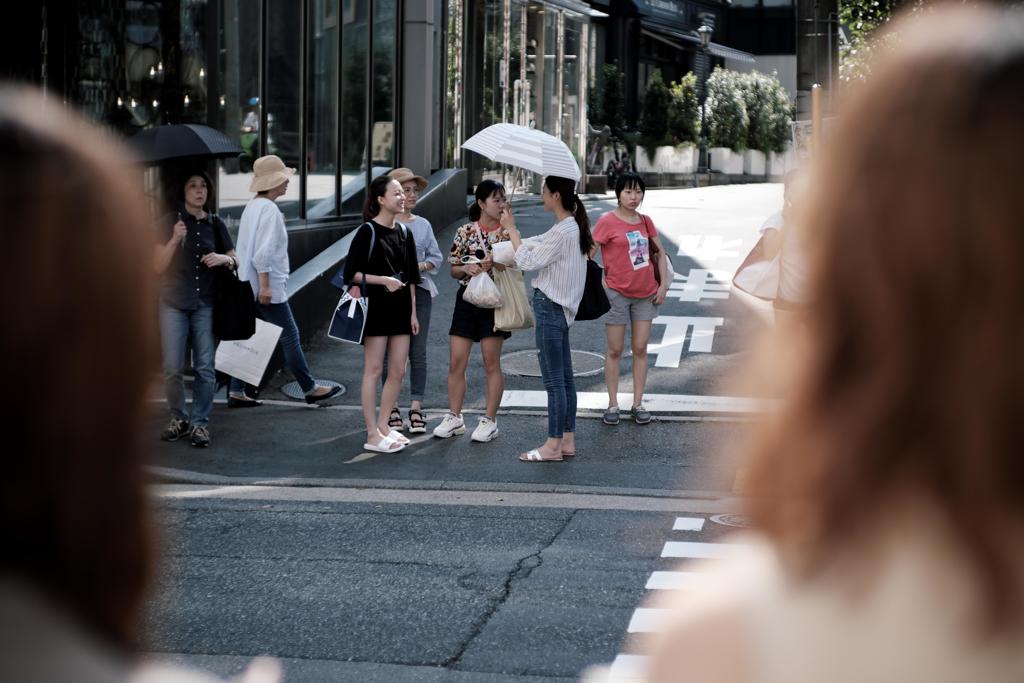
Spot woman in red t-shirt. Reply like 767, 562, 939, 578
591, 173, 668, 426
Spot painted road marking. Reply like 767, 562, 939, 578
666, 269, 732, 303
628, 608, 670, 633
647, 316, 725, 367
499, 390, 766, 413
662, 541, 744, 559
673, 516, 706, 531
675, 234, 744, 263
608, 654, 648, 680
646, 571, 705, 590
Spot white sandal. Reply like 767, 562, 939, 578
364, 435, 405, 453
519, 448, 563, 463
386, 429, 410, 445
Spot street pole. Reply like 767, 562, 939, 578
696, 25, 713, 181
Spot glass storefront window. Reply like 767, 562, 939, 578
217, 0, 261, 218
266, 0, 303, 218
341, 0, 368, 214
371, 0, 397, 170
307, 0, 341, 219
562, 18, 581, 161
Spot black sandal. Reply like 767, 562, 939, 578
388, 407, 404, 431
408, 409, 426, 434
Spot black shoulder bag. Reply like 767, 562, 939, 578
212, 219, 257, 340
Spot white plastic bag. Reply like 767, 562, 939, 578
463, 272, 503, 308
493, 268, 534, 331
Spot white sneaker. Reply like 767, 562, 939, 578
471, 416, 499, 442
433, 412, 466, 438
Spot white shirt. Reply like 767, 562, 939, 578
759, 210, 808, 304
235, 197, 290, 304
514, 216, 587, 324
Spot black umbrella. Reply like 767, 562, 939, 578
128, 124, 243, 164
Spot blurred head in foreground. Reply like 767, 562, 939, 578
0, 86, 155, 649
748, 4, 1024, 632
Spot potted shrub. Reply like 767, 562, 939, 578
763, 73, 795, 177
636, 69, 675, 173
666, 72, 699, 173
740, 72, 769, 176
705, 67, 748, 174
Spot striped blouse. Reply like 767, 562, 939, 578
514, 216, 587, 324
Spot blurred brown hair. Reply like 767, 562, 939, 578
746, 6, 1024, 631
0, 86, 156, 649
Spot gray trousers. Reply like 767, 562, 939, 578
382, 290, 432, 402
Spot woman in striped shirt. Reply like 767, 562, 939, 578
500, 176, 592, 462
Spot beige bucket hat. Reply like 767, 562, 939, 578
388, 167, 428, 190
249, 155, 296, 193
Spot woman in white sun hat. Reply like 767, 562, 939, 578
228, 155, 342, 406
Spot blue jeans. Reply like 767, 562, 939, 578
383, 292, 432, 402
229, 301, 316, 396
533, 290, 576, 438
160, 302, 216, 428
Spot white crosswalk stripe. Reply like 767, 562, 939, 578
597, 516, 750, 680
673, 516, 706, 531
645, 570, 705, 590
661, 540, 743, 559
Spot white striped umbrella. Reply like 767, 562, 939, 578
462, 123, 582, 182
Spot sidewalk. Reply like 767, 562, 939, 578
147, 184, 782, 496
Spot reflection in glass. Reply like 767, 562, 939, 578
217, 0, 261, 218
443, 0, 464, 168
307, 0, 340, 218
266, 0, 302, 218
562, 18, 581, 163
372, 0, 397, 168
341, 0, 368, 213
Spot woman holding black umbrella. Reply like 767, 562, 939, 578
155, 171, 238, 448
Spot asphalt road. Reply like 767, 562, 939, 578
142, 183, 783, 681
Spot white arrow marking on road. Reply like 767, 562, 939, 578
666, 268, 733, 303
646, 571, 706, 590
499, 390, 766, 413
673, 516, 706, 531
628, 608, 670, 633
647, 316, 726, 367
662, 541, 744, 559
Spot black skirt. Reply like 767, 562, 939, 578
448, 285, 512, 342
364, 287, 413, 339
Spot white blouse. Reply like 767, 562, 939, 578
513, 216, 587, 324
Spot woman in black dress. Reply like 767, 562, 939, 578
344, 176, 421, 453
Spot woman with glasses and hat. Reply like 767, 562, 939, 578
228, 155, 342, 408
380, 168, 443, 434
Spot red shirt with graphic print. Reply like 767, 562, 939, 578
593, 211, 659, 299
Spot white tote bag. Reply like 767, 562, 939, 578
732, 235, 781, 301
214, 318, 284, 386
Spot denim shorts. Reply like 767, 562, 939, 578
604, 288, 659, 325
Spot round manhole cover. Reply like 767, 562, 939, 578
501, 349, 605, 378
280, 379, 346, 401
710, 514, 751, 528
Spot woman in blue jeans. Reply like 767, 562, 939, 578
155, 172, 239, 448
500, 176, 591, 462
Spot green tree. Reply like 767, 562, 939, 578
600, 63, 627, 138
705, 67, 748, 151
668, 73, 699, 146
840, 0, 908, 82
639, 68, 673, 156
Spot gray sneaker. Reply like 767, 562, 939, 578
160, 418, 190, 442
630, 405, 652, 425
190, 425, 211, 448
602, 407, 620, 425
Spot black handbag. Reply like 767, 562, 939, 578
212, 222, 257, 340
576, 258, 611, 321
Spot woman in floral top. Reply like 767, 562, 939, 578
432, 180, 512, 444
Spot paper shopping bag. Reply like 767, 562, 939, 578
214, 319, 283, 386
